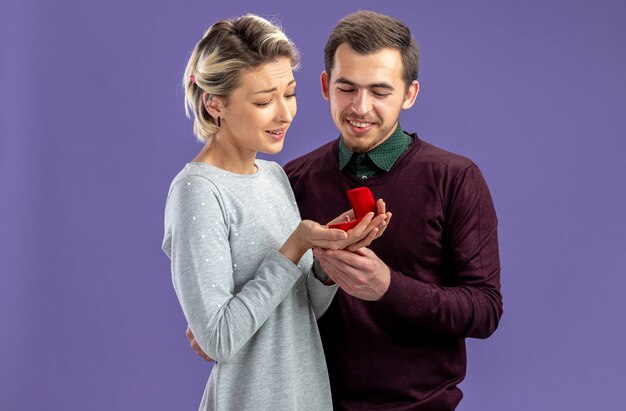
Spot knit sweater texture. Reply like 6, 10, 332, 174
284, 135, 502, 410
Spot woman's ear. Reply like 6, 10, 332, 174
203, 93, 224, 119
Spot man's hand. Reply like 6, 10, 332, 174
186, 325, 214, 362
312, 246, 391, 301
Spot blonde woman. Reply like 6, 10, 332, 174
162, 15, 388, 410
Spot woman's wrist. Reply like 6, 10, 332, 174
279, 227, 309, 264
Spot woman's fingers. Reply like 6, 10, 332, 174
347, 212, 375, 238
307, 203, 391, 251
346, 226, 379, 251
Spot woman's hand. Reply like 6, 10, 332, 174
329, 199, 392, 252
280, 199, 392, 264
280, 220, 349, 264
280, 211, 381, 264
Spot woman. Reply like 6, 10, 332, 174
162, 15, 388, 410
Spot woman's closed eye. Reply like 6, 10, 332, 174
255, 93, 296, 107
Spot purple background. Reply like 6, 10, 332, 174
2, 0, 625, 410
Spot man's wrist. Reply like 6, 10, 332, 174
312, 258, 335, 285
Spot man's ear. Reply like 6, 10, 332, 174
401, 80, 419, 110
320, 71, 330, 101
203, 93, 224, 119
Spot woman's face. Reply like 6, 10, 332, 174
219, 57, 297, 156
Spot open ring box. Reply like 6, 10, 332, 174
328, 187, 377, 231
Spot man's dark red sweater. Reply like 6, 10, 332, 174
284, 135, 502, 410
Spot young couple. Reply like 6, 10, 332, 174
162, 10, 502, 411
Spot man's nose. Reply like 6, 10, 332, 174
351, 91, 372, 116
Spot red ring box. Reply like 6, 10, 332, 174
328, 187, 377, 231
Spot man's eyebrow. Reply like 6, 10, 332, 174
252, 79, 296, 95
334, 77, 395, 90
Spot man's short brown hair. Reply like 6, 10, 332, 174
324, 10, 419, 90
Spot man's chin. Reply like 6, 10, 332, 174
347, 144, 375, 154
342, 135, 378, 153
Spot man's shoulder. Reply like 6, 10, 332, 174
412, 135, 476, 174
284, 139, 337, 178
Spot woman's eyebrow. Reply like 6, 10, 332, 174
252, 79, 297, 94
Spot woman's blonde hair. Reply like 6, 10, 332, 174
183, 14, 300, 142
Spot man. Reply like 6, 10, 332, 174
188, 10, 502, 410
283, 11, 502, 410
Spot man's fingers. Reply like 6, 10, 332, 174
372, 212, 392, 239
328, 271, 352, 293
376, 199, 386, 215
319, 249, 367, 277
192, 339, 214, 362
354, 246, 376, 258
369, 213, 387, 227
186, 325, 214, 362
325, 248, 365, 268
317, 254, 353, 289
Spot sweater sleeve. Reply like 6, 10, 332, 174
377, 164, 502, 339
305, 258, 338, 319
276, 161, 339, 320
163, 175, 302, 362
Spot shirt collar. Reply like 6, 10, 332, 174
338, 124, 412, 172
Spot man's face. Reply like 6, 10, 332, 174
321, 43, 419, 153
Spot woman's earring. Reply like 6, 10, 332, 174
217, 116, 221, 128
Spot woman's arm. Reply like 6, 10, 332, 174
164, 176, 303, 363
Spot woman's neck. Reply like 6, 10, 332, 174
192, 134, 257, 175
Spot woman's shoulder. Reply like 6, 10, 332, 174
166, 163, 222, 200
255, 159, 287, 178
255, 160, 295, 195
171, 162, 215, 183
255, 158, 280, 170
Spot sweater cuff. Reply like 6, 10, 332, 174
307, 270, 339, 294
312, 258, 335, 285
265, 249, 306, 282
377, 268, 431, 316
